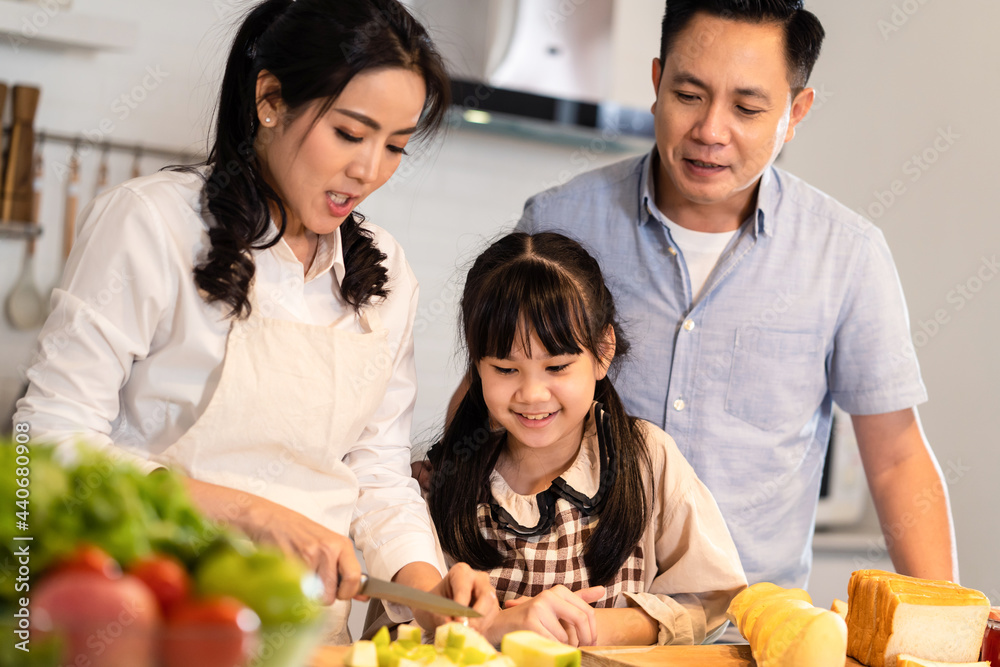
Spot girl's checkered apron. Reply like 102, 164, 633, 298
478, 406, 646, 608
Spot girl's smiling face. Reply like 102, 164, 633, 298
255, 66, 426, 238
478, 328, 611, 463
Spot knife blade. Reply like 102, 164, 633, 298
359, 574, 482, 618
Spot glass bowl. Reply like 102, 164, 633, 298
1, 616, 326, 667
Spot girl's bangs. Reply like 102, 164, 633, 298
467, 260, 593, 362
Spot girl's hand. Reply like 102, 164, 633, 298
485, 585, 606, 647
411, 562, 499, 632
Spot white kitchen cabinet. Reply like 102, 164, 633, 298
0, 0, 137, 51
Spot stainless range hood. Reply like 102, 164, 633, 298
404, 0, 655, 137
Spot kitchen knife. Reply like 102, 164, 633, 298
358, 574, 482, 618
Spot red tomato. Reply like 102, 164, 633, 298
50, 543, 122, 579
161, 596, 261, 667
128, 554, 192, 615
32, 570, 160, 667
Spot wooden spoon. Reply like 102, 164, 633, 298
5, 139, 47, 330
1, 85, 41, 222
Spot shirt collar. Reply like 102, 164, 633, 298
639, 148, 780, 238
754, 167, 778, 238
637, 149, 659, 228
267, 222, 346, 286
487, 403, 605, 531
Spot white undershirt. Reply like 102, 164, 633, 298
661, 218, 738, 301
643, 159, 739, 301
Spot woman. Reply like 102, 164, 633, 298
14, 0, 494, 642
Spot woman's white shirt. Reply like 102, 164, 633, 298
14, 168, 439, 578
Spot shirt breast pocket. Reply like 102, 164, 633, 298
725, 327, 826, 431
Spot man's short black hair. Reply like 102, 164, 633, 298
659, 0, 825, 91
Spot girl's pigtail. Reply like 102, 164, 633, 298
583, 377, 651, 586
427, 375, 506, 571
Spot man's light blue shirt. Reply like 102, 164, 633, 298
516, 150, 927, 589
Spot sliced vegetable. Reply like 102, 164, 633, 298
500, 631, 582, 667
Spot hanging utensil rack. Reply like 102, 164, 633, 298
0, 128, 204, 240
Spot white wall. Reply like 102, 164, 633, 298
1, 0, 996, 617
779, 1, 1000, 604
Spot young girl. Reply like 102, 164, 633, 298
427, 232, 747, 647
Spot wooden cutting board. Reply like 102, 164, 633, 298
309, 644, 866, 666
311, 646, 351, 666
581, 645, 865, 666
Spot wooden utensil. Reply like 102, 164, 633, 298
0, 82, 8, 212
131, 147, 143, 179
95, 143, 109, 197
1, 85, 41, 222
28, 134, 43, 255
5, 139, 47, 330
62, 150, 80, 262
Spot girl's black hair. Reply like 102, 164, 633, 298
427, 232, 652, 586
181, 0, 450, 319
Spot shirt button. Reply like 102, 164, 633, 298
683, 319, 696, 331
673, 398, 686, 411
668, 247, 678, 257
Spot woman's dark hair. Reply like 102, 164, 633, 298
658, 0, 825, 91
427, 232, 652, 587
186, 0, 450, 318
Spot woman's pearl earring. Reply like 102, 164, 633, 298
264, 117, 271, 124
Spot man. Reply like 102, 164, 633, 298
515, 0, 957, 598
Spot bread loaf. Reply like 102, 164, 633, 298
727, 582, 847, 667
846, 569, 990, 667
896, 655, 988, 667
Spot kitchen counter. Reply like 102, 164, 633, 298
309, 645, 866, 666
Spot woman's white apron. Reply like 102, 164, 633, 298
156, 287, 393, 643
